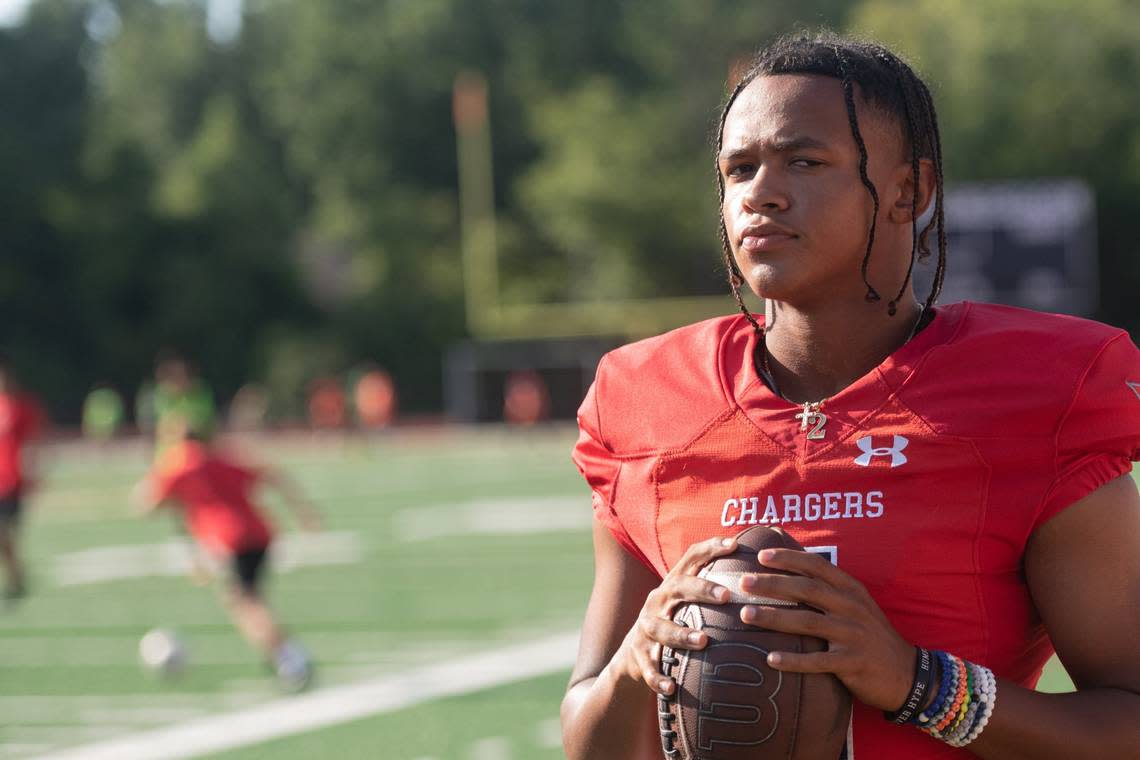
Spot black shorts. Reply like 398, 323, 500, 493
231, 546, 269, 593
0, 493, 22, 527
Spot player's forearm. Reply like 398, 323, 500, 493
561, 662, 658, 760
265, 472, 318, 523
964, 679, 1140, 759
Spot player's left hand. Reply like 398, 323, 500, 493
738, 548, 916, 713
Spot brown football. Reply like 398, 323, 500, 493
658, 526, 851, 760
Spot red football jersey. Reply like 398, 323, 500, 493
0, 392, 44, 497
151, 441, 272, 554
572, 302, 1140, 759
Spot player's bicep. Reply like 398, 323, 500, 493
1025, 473, 1140, 693
568, 521, 660, 688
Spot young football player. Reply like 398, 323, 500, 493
0, 357, 44, 603
562, 32, 1140, 759
134, 420, 321, 690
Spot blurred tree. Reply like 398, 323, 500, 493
76, 0, 311, 404
0, 0, 93, 413
512, 0, 851, 305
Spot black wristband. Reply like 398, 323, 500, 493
883, 647, 933, 725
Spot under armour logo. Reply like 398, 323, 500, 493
1128, 381, 1140, 401
853, 435, 909, 468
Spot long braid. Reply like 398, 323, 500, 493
717, 73, 765, 339
884, 55, 922, 315
834, 48, 884, 309
915, 78, 948, 309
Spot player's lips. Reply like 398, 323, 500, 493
739, 223, 798, 252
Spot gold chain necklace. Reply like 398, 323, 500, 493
760, 305, 926, 441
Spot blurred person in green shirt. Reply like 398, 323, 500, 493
82, 385, 124, 441
153, 353, 216, 455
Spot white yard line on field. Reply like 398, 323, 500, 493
52, 531, 363, 587
394, 497, 589, 542
30, 630, 580, 760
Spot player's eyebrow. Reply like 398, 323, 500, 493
719, 136, 831, 162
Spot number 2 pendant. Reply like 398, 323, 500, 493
795, 402, 827, 440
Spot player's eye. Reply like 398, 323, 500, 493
724, 162, 756, 179
790, 158, 823, 168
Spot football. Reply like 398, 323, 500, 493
659, 526, 851, 760
138, 627, 187, 677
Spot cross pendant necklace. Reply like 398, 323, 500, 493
795, 401, 828, 440
758, 304, 927, 441
758, 343, 830, 440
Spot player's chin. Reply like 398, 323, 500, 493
739, 267, 808, 303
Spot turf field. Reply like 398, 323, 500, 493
0, 426, 1076, 759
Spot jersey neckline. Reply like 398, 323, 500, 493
721, 302, 969, 457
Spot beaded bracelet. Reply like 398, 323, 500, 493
948, 663, 997, 748
902, 651, 997, 749
943, 664, 984, 745
926, 653, 963, 730
916, 651, 953, 726
932, 657, 969, 737
941, 661, 973, 738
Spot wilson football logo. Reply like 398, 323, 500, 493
853, 435, 909, 468
697, 641, 782, 752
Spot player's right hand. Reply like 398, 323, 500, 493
616, 535, 737, 697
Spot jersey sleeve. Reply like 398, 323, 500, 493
1036, 333, 1140, 529
571, 362, 643, 561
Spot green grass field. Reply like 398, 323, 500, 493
0, 427, 1075, 759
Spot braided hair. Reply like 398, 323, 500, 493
716, 31, 947, 325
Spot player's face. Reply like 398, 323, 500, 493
719, 74, 908, 308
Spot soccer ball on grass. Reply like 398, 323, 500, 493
138, 627, 187, 677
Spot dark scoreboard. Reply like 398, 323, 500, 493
913, 178, 1098, 316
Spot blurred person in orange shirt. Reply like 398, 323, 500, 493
0, 356, 45, 603
352, 365, 397, 429
134, 418, 321, 690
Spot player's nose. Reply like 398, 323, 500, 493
742, 166, 791, 213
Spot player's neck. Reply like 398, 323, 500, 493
762, 297, 923, 404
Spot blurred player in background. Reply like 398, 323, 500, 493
134, 418, 321, 690
563, 31, 1140, 760
153, 353, 216, 455
81, 384, 125, 442
0, 356, 44, 603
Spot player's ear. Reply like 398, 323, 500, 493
888, 157, 935, 223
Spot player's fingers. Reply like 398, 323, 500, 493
764, 649, 838, 674
674, 535, 737, 575
661, 574, 731, 609
740, 605, 840, 640
639, 615, 709, 651
740, 572, 853, 615
758, 548, 861, 592
633, 639, 675, 695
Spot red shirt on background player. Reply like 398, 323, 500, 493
561, 32, 1140, 760
149, 439, 274, 557
0, 358, 45, 601
137, 425, 321, 691
0, 387, 43, 502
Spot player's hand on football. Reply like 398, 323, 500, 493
738, 548, 917, 713
616, 536, 738, 697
